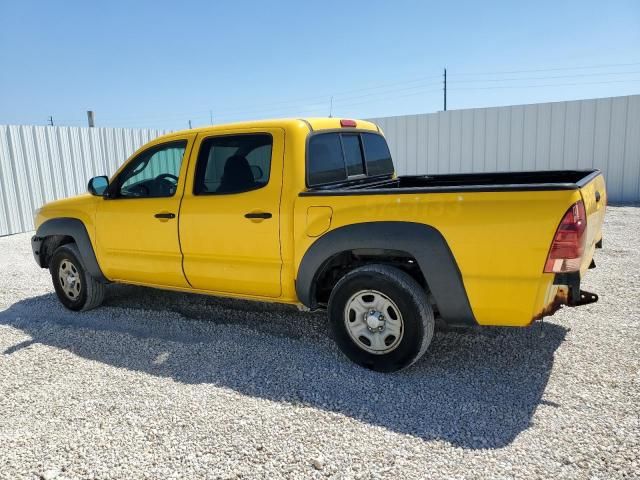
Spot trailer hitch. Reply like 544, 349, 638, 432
554, 273, 599, 307
534, 274, 599, 321
569, 289, 598, 307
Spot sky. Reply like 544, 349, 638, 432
1, 0, 639, 130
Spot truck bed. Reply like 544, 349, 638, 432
302, 169, 602, 195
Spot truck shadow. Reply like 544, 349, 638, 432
1, 286, 568, 450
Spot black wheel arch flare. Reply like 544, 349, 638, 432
32, 217, 109, 283
295, 221, 477, 326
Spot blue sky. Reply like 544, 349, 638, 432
1, 0, 639, 129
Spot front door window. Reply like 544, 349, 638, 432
115, 141, 186, 198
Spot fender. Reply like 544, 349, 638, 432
31, 217, 108, 283
295, 222, 476, 326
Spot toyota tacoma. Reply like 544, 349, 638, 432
32, 118, 606, 371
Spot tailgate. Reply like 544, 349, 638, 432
578, 171, 607, 274
533, 170, 606, 321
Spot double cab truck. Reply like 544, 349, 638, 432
32, 118, 606, 372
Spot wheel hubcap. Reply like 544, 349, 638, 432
365, 310, 385, 331
344, 290, 403, 354
58, 259, 81, 300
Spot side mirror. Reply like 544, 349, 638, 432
88, 176, 109, 196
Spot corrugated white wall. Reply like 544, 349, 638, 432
0, 126, 167, 236
370, 94, 640, 203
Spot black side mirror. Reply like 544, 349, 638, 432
88, 176, 109, 196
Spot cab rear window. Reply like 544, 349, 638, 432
307, 132, 393, 186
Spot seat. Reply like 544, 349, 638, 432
217, 155, 255, 193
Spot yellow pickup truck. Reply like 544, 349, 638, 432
32, 118, 606, 371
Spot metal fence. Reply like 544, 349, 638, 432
0, 126, 167, 236
370, 94, 640, 204
1, 94, 638, 236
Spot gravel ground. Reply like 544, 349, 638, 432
1, 206, 638, 480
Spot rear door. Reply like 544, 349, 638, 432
179, 128, 284, 297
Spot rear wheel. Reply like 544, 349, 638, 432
50, 244, 105, 311
328, 264, 434, 372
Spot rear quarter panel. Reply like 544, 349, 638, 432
294, 188, 582, 326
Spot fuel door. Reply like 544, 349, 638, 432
306, 206, 333, 237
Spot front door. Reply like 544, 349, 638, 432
95, 136, 194, 287
179, 128, 284, 297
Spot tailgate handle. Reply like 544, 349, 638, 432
595, 191, 601, 203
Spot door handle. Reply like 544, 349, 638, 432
244, 212, 272, 219
154, 212, 176, 219
595, 191, 601, 203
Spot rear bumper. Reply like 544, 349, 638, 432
533, 271, 598, 320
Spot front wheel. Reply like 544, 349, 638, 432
328, 264, 434, 372
50, 244, 105, 311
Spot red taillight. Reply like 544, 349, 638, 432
340, 119, 357, 127
544, 200, 587, 273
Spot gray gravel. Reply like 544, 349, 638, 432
1, 206, 639, 479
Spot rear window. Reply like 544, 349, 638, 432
307, 134, 346, 186
307, 132, 393, 186
342, 134, 365, 176
362, 133, 394, 177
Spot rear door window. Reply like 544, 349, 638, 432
194, 134, 272, 195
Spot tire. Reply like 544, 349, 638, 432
50, 243, 105, 311
328, 264, 434, 372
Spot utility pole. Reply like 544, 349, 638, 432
329, 96, 333, 118
188, 120, 192, 129
48, 116, 54, 126
443, 68, 447, 111
87, 110, 95, 127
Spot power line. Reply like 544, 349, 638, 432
452, 61, 640, 76
449, 70, 640, 84
330, 88, 442, 110
97, 74, 445, 124
104, 75, 639, 127
312, 89, 442, 110
450, 78, 640, 91
331, 80, 442, 104
213, 74, 639, 118
213, 106, 326, 123
212, 74, 443, 117
101, 89, 388, 126
81, 61, 640, 128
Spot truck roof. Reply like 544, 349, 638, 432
154, 117, 380, 141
